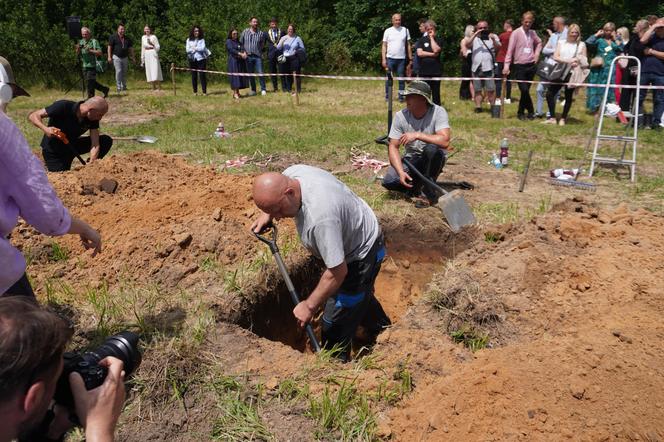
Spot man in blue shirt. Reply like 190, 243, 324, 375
639, 19, 664, 130
240, 17, 268, 96
535, 17, 568, 118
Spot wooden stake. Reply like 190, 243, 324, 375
171, 63, 176, 96
500, 76, 506, 119
293, 72, 299, 105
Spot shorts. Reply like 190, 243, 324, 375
472, 68, 496, 92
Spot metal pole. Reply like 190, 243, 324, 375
171, 63, 176, 96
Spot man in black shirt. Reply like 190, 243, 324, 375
28, 97, 113, 171
415, 20, 443, 105
107, 23, 135, 93
266, 18, 287, 92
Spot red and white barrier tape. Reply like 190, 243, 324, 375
171, 66, 664, 90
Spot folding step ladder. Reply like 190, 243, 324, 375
588, 56, 641, 182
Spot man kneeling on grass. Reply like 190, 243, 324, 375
251, 165, 391, 361
29, 97, 112, 172
381, 80, 451, 207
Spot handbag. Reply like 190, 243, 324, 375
537, 57, 570, 81
277, 54, 287, 64
590, 56, 604, 69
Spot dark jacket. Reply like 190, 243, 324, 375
266, 28, 286, 58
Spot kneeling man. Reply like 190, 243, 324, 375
382, 80, 451, 205
251, 165, 391, 361
29, 97, 112, 172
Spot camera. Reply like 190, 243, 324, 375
53, 331, 142, 409
480, 30, 490, 40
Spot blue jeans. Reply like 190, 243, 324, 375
536, 82, 559, 116
246, 55, 266, 92
385, 58, 406, 99
639, 72, 664, 126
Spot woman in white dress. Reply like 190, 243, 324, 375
141, 25, 163, 90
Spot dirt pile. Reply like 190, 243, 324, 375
384, 200, 664, 440
13, 151, 262, 290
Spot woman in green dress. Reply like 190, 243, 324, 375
585, 22, 624, 112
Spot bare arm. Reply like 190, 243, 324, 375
293, 262, 347, 326
407, 41, 412, 65
387, 138, 412, 188
28, 108, 55, 136
89, 128, 101, 162
640, 26, 656, 44
381, 41, 388, 69
645, 47, 664, 61
107, 45, 112, 62
398, 127, 450, 149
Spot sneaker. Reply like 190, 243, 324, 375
248, 91, 257, 97
527, 114, 536, 121
504, 98, 512, 104
533, 113, 545, 119
542, 118, 556, 124
474, 107, 483, 113
495, 99, 502, 106
558, 118, 566, 126
261, 90, 267, 96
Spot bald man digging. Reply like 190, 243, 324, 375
251, 165, 391, 361
29, 96, 112, 171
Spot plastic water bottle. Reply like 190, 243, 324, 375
499, 138, 509, 167
492, 153, 502, 169
213, 122, 225, 138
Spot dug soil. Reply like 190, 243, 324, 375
12, 151, 664, 440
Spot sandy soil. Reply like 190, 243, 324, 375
10, 151, 664, 440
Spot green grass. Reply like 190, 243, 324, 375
450, 326, 490, 352
308, 380, 376, 441
7, 75, 664, 216
48, 241, 69, 262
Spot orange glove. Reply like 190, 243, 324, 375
52, 128, 69, 144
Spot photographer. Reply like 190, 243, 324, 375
0, 297, 125, 442
1, 56, 102, 298
467, 20, 501, 113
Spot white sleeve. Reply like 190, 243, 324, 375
382, 29, 389, 43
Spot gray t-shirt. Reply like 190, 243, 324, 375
283, 165, 380, 268
471, 37, 495, 72
388, 104, 450, 157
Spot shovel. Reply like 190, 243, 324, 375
402, 158, 476, 232
111, 135, 158, 143
253, 224, 321, 353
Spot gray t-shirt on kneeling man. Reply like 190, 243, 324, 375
283, 165, 380, 269
388, 104, 450, 157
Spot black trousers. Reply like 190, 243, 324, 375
382, 144, 446, 202
268, 53, 287, 91
514, 63, 536, 116
546, 75, 575, 119
321, 235, 390, 361
284, 56, 301, 93
43, 135, 113, 172
189, 59, 207, 94
619, 69, 637, 112
422, 78, 441, 105
2, 273, 36, 298
83, 68, 108, 99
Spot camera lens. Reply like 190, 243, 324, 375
85, 331, 142, 375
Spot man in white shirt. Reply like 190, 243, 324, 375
382, 13, 412, 102
536, 16, 568, 117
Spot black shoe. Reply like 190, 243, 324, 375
527, 114, 535, 120
474, 107, 483, 113
102, 88, 109, 98
517, 114, 526, 121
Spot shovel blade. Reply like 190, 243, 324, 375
435, 190, 476, 232
137, 136, 158, 143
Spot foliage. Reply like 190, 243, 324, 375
2, 0, 660, 85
